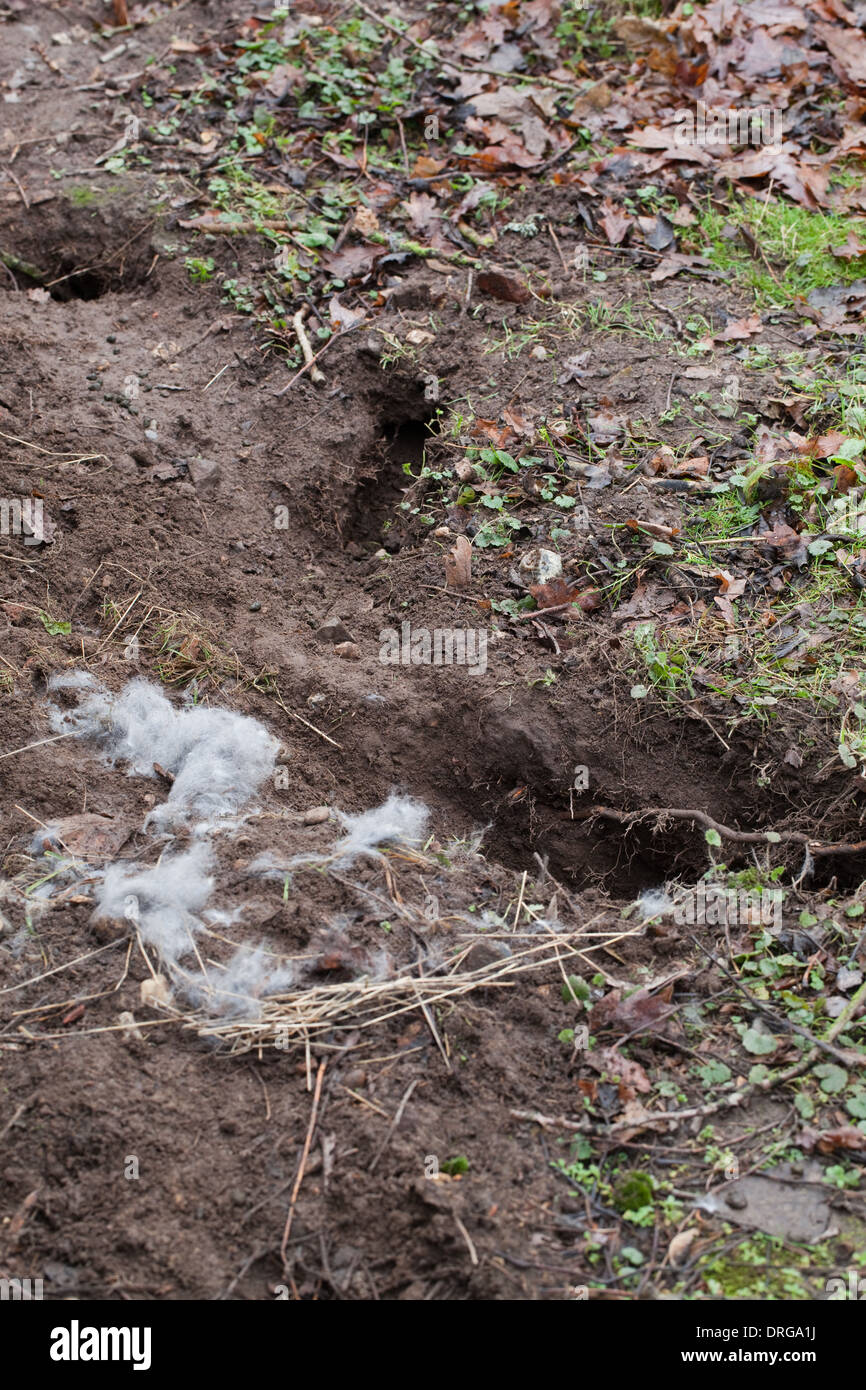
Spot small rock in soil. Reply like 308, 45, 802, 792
315, 616, 355, 645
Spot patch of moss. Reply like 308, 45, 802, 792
700, 1233, 825, 1299
613, 1170, 654, 1213
68, 186, 99, 207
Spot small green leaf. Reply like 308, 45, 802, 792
815, 1063, 848, 1094
808, 538, 834, 557
652, 540, 675, 556
742, 1027, 777, 1056
695, 1061, 731, 1085
839, 743, 858, 769
39, 612, 71, 636
562, 974, 590, 1004
630, 684, 648, 699
619, 1246, 645, 1267
705, 829, 722, 848
846, 1090, 866, 1120
832, 438, 866, 462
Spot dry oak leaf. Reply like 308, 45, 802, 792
589, 983, 677, 1038
476, 270, 531, 303
529, 578, 602, 613
445, 534, 473, 589
585, 1045, 652, 1094
815, 21, 866, 84
41, 813, 131, 864
599, 196, 632, 246
799, 1125, 866, 1154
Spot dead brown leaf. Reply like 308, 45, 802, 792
476, 270, 531, 304
599, 196, 632, 246
831, 231, 866, 260
585, 1045, 652, 1094
444, 534, 473, 589
589, 983, 677, 1039
800, 1125, 866, 1154
42, 813, 132, 863
815, 20, 866, 84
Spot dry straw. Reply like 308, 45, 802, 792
178, 919, 628, 1055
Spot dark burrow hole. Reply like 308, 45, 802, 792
346, 407, 436, 551
485, 797, 866, 898
0, 202, 154, 301
430, 754, 866, 898
3, 249, 149, 302
483, 798, 709, 897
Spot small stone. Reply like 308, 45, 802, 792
724, 1189, 748, 1211
519, 547, 562, 585
316, 616, 355, 645
188, 455, 221, 499
333, 641, 361, 660
303, 806, 331, 825
249, 601, 261, 612
530, 344, 547, 360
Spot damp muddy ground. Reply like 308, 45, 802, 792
2, 0, 866, 1301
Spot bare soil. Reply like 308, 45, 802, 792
1, 0, 865, 1303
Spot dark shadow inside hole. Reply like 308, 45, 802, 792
347, 413, 436, 551
49, 271, 108, 302
484, 804, 709, 898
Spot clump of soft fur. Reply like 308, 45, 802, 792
48, 675, 278, 830
251, 793, 430, 879
637, 888, 675, 920
333, 793, 429, 864
185, 944, 295, 1017
95, 848, 293, 1016
95, 841, 214, 964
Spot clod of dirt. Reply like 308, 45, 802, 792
32, 813, 131, 864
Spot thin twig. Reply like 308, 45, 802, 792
275, 323, 361, 396
280, 1059, 326, 1264
0, 731, 78, 762
590, 804, 866, 857
368, 1078, 418, 1173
